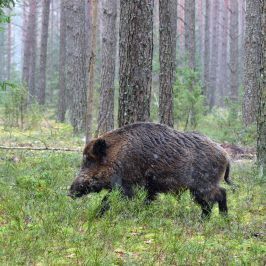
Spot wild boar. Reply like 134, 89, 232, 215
69, 122, 232, 218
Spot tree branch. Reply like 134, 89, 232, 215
0, 146, 82, 152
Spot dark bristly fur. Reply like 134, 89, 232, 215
69, 122, 232, 218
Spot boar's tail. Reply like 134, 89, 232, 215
224, 163, 232, 185
224, 163, 237, 191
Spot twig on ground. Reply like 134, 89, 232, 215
0, 146, 82, 152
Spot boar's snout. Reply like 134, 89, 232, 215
68, 179, 90, 198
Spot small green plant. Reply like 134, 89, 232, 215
199, 98, 256, 145
2, 83, 44, 130
3, 83, 28, 128
174, 67, 206, 130
0, 0, 15, 25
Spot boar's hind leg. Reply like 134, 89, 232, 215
191, 190, 214, 219
216, 187, 228, 216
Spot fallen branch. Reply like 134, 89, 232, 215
0, 146, 82, 152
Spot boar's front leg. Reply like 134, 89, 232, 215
111, 174, 134, 198
98, 194, 111, 216
98, 175, 134, 216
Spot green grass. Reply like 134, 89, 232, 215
0, 148, 265, 265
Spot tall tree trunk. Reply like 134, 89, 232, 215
86, 0, 98, 141
118, 0, 154, 127
209, 0, 220, 108
22, 0, 37, 102
28, 0, 37, 102
159, 0, 177, 127
218, 0, 229, 106
257, 0, 265, 176
0, 31, 4, 81
50, 0, 54, 52
238, 0, 245, 90
197, 0, 204, 81
229, 0, 239, 102
97, 0, 117, 136
152, 0, 159, 105
203, 0, 211, 98
57, 0, 67, 122
177, 0, 185, 66
65, 0, 87, 133
243, 0, 262, 125
184, 0, 195, 70
7, 10, 11, 80
38, 0, 51, 105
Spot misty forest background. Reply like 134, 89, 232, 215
0, 0, 265, 164
0, 0, 265, 264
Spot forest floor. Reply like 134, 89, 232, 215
0, 121, 265, 265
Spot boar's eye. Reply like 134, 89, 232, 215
83, 154, 92, 167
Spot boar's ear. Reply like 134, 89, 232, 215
92, 139, 107, 159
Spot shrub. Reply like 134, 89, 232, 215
1, 83, 43, 129
174, 67, 205, 130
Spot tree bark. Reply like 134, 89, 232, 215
209, 0, 220, 108
229, 0, 239, 102
97, 0, 117, 136
57, 0, 67, 122
38, 0, 51, 105
118, 0, 154, 127
28, 0, 37, 102
218, 0, 229, 106
86, 0, 98, 141
197, 0, 204, 80
203, 0, 211, 98
159, 0, 177, 127
0, 31, 4, 81
243, 0, 262, 125
65, 0, 87, 133
257, 0, 265, 176
184, 0, 196, 70
7, 9, 11, 80
22, 0, 37, 102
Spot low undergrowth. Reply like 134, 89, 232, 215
0, 149, 265, 265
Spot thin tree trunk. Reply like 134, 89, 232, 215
152, 0, 159, 107
177, 0, 185, 65
86, 0, 98, 142
28, 0, 37, 102
218, 0, 229, 106
203, 0, 211, 98
22, 0, 37, 102
197, 0, 204, 81
209, 0, 220, 108
7, 10, 11, 80
0, 31, 4, 81
159, 0, 177, 127
238, 0, 245, 90
118, 0, 154, 127
57, 0, 67, 122
257, 0, 265, 176
22, 0, 36, 93
243, 0, 262, 125
184, 0, 195, 70
229, 0, 239, 102
38, 0, 51, 105
97, 0, 117, 136
65, 0, 87, 133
